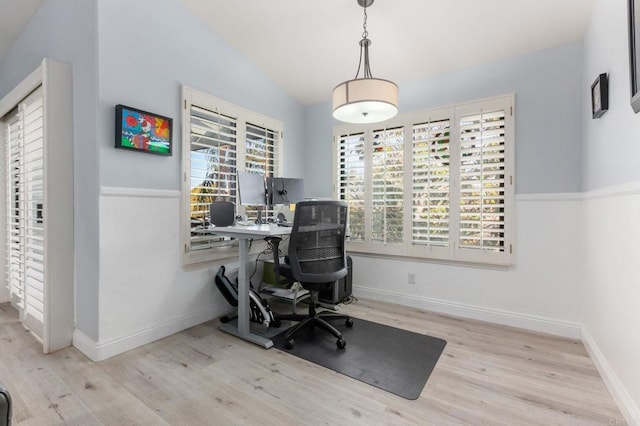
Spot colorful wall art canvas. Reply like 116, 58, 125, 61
115, 104, 172, 155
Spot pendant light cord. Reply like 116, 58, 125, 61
362, 4, 368, 39
354, 4, 373, 79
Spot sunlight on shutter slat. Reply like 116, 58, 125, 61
412, 119, 450, 247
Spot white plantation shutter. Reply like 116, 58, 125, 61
337, 132, 366, 242
244, 122, 278, 222
335, 94, 514, 265
182, 87, 282, 265
453, 96, 513, 265
5, 86, 45, 338
188, 105, 238, 252
245, 122, 277, 175
6, 112, 24, 306
412, 118, 451, 249
458, 110, 506, 252
371, 126, 404, 244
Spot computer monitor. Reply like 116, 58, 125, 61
237, 171, 267, 206
269, 177, 305, 206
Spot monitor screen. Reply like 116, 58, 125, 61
269, 177, 305, 205
237, 171, 266, 206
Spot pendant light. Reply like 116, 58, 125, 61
332, 0, 398, 124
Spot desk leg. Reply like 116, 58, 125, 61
218, 238, 273, 348
236, 238, 250, 335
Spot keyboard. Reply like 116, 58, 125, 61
277, 222, 292, 227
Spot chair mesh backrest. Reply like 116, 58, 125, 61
288, 200, 348, 283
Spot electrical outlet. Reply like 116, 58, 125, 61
408, 273, 415, 285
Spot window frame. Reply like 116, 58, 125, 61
181, 86, 283, 266
333, 94, 515, 266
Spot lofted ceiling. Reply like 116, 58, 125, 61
1, 0, 595, 106
0, 0, 44, 59
179, 0, 595, 106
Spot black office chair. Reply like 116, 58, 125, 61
272, 200, 353, 350
0, 383, 11, 426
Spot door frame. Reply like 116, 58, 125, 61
0, 58, 74, 353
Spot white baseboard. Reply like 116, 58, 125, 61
582, 327, 640, 426
72, 302, 230, 361
354, 286, 582, 339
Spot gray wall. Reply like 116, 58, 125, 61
581, 0, 640, 418
97, 0, 306, 189
582, 0, 640, 191
304, 41, 585, 197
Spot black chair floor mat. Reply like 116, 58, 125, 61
272, 317, 447, 400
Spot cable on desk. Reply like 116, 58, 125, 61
250, 239, 280, 290
249, 234, 291, 291
250, 251, 265, 288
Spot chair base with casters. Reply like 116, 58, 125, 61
282, 282, 353, 350
268, 200, 353, 350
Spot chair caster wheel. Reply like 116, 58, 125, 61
337, 338, 346, 349
272, 319, 282, 328
285, 339, 295, 350
345, 318, 354, 328
219, 315, 231, 324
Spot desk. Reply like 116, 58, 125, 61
211, 224, 291, 348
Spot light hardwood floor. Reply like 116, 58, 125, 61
0, 299, 624, 425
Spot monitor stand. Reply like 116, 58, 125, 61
255, 207, 266, 224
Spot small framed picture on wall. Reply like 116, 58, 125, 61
115, 104, 173, 155
591, 73, 609, 119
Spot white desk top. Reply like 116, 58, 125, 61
209, 223, 292, 238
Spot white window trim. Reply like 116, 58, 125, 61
181, 86, 283, 266
333, 93, 515, 266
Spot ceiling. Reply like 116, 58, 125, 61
0, 0, 44, 59
1, 0, 595, 106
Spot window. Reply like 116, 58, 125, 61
182, 87, 282, 265
334, 94, 514, 265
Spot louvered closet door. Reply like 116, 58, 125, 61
6, 110, 24, 308
5, 86, 45, 339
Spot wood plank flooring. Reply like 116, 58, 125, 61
0, 299, 624, 425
